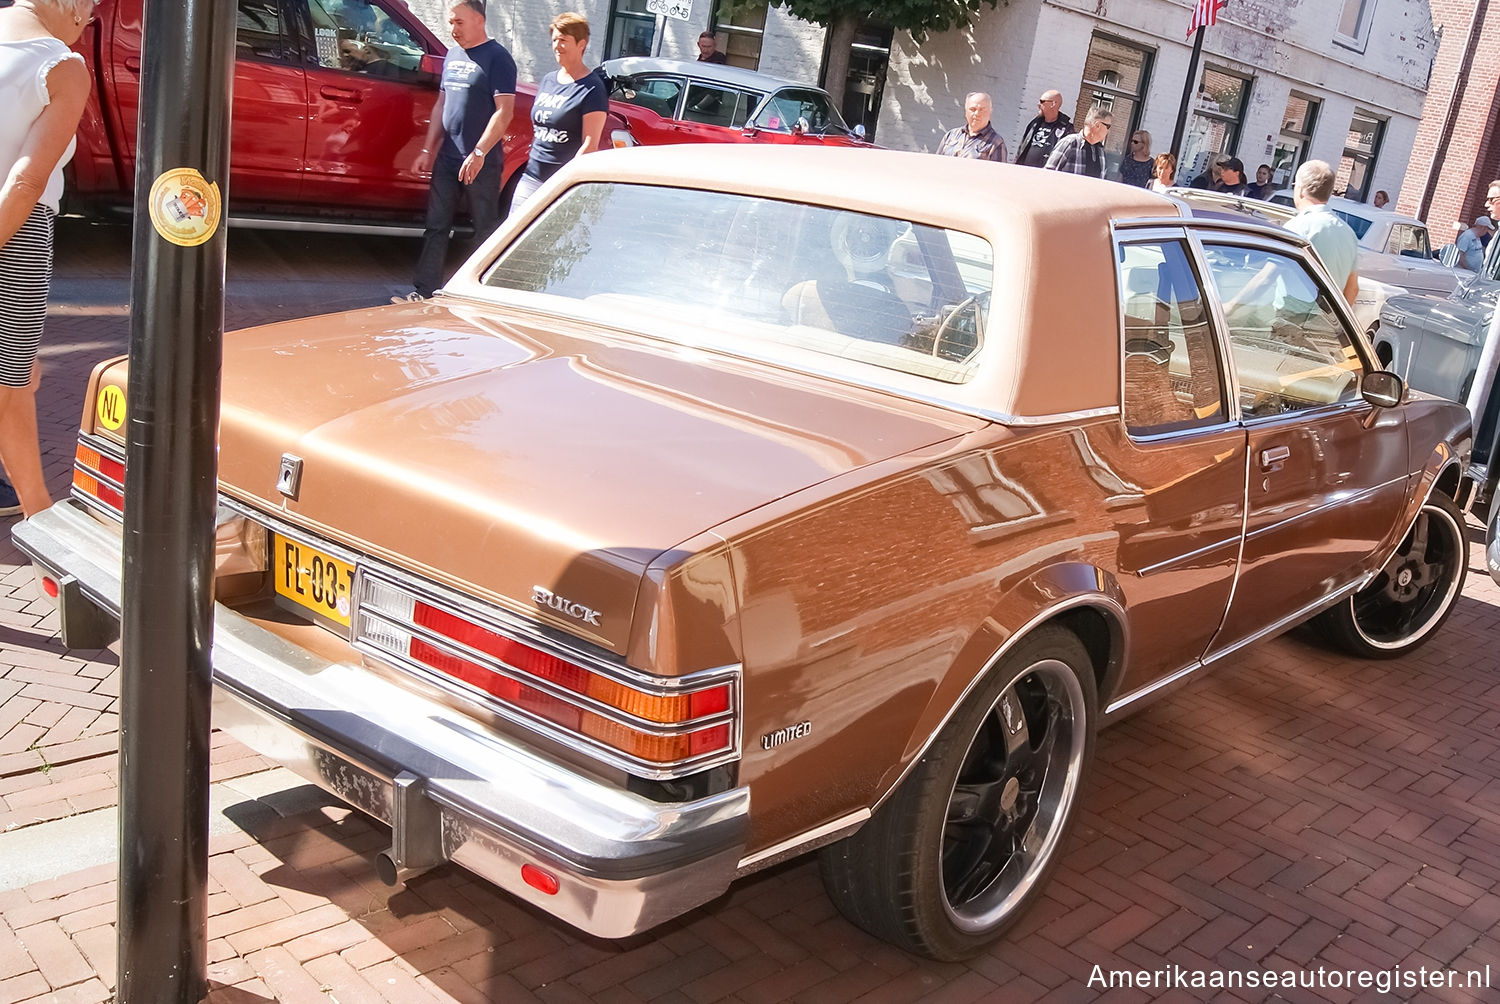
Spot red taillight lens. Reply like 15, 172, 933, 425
72, 439, 125, 516
357, 577, 737, 773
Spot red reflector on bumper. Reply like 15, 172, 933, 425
521, 863, 559, 895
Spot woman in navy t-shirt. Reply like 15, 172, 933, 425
513, 12, 608, 211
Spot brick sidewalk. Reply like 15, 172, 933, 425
2, 224, 1499, 1001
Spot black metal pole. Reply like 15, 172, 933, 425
1170, 27, 1206, 162
116, 0, 235, 998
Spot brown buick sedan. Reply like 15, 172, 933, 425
16, 147, 1472, 960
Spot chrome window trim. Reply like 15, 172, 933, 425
1109, 224, 1239, 442
870, 592, 1129, 814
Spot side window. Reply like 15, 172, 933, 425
611, 76, 684, 118
752, 88, 842, 133
237, 0, 292, 61
683, 84, 738, 127
1387, 224, 1431, 259
308, 0, 427, 79
1117, 241, 1226, 436
1202, 244, 1365, 418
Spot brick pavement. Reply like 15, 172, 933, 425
1, 223, 1499, 1001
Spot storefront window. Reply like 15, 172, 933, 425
1272, 93, 1319, 189
1179, 66, 1251, 184
604, 0, 657, 60
709, 0, 767, 70
1337, 110, 1385, 202
1073, 33, 1154, 179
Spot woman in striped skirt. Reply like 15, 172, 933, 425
0, 0, 92, 517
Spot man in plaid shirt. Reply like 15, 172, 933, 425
1044, 106, 1112, 178
934, 92, 1008, 163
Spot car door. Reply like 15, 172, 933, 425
1104, 232, 1248, 700
296, 0, 441, 214
1199, 235, 1411, 654
108, 0, 308, 206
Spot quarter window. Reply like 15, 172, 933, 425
1117, 241, 1225, 436
1202, 244, 1365, 417
611, 75, 685, 118
1386, 224, 1431, 259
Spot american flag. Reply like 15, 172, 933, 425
1187, 0, 1226, 35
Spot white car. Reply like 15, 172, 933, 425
1189, 189, 1459, 330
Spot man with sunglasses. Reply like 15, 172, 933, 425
1015, 90, 1073, 168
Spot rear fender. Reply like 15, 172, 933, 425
872, 561, 1127, 808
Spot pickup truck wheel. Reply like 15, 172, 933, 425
818, 625, 1097, 960
1317, 493, 1467, 659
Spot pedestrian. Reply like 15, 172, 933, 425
1015, 90, 1073, 168
1285, 160, 1360, 302
1372, 189, 1389, 209
1455, 216, 1494, 271
1116, 130, 1153, 188
1043, 106, 1110, 178
696, 30, 727, 63
1248, 163, 1274, 200
511, 12, 608, 212
1149, 152, 1176, 193
1188, 153, 1225, 190
397, 0, 516, 303
934, 92, 1007, 164
0, 0, 92, 518
1215, 157, 1249, 196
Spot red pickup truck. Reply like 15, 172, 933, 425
70, 0, 535, 227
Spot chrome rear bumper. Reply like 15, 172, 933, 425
14, 501, 750, 938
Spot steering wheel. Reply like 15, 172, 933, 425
931, 290, 988, 361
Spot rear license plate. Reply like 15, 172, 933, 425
271, 532, 355, 630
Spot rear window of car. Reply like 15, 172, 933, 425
1330, 209, 1373, 241
482, 183, 994, 384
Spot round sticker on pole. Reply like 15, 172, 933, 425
146, 168, 222, 247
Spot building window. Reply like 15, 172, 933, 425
709, 0, 767, 70
603, 0, 657, 60
1273, 93, 1320, 189
1336, 0, 1376, 50
1179, 65, 1251, 184
1073, 33, 1154, 180
1337, 110, 1385, 202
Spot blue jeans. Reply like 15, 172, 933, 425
412, 149, 502, 298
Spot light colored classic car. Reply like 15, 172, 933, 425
15, 149, 1472, 961
1180, 189, 1459, 331
600, 57, 871, 148
1376, 253, 1499, 405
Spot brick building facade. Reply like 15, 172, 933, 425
1396, 0, 1500, 245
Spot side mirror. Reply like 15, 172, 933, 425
853, 123, 867, 141
1362, 370, 1404, 408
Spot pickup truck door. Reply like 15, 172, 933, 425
106, 0, 308, 206
294, 0, 439, 215
1199, 237, 1411, 655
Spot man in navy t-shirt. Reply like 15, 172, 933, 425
400, 0, 516, 301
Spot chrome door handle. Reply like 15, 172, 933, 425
1259, 446, 1290, 470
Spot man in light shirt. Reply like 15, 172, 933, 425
1284, 160, 1359, 302
1456, 216, 1494, 271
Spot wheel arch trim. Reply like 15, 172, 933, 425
869, 578, 1127, 816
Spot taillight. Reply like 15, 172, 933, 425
355, 575, 738, 777
72, 437, 125, 518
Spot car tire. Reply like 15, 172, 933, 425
818, 625, 1097, 960
1314, 492, 1467, 659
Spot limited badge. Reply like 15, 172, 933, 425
146, 167, 222, 247
96, 384, 126, 431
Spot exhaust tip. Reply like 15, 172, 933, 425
374, 851, 401, 887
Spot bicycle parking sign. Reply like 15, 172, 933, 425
646, 0, 692, 20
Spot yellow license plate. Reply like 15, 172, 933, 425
271, 533, 355, 629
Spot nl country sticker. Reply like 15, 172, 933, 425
96, 385, 126, 432
147, 168, 222, 247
